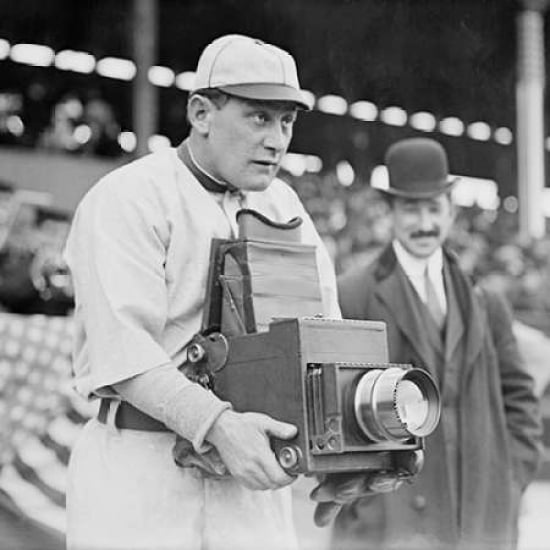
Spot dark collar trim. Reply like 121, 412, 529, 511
179, 140, 240, 194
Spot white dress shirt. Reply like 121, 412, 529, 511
392, 239, 447, 316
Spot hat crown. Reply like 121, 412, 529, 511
194, 34, 300, 90
384, 138, 455, 198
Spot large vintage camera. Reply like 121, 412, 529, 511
185, 210, 441, 475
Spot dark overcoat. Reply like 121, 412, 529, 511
333, 245, 542, 550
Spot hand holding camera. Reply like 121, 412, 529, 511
310, 449, 425, 526
206, 409, 298, 490
173, 408, 298, 491
173, 411, 296, 490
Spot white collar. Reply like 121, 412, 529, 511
392, 239, 443, 280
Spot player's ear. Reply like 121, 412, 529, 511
187, 94, 215, 136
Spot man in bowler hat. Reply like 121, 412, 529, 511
334, 138, 542, 550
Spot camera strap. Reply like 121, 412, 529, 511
183, 208, 325, 386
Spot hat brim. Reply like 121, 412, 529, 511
377, 177, 459, 199
218, 83, 312, 110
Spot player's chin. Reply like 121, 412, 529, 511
241, 173, 276, 192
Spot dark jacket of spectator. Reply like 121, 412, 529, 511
334, 244, 542, 550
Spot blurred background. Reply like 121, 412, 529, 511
0, 1, 550, 548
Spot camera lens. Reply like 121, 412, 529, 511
395, 380, 429, 432
353, 367, 440, 442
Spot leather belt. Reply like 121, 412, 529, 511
97, 399, 170, 432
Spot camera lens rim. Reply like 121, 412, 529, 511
398, 368, 440, 437
354, 366, 440, 442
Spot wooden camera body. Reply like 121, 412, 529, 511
186, 212, 440, 474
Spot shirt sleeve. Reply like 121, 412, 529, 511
114, 365, 231, 452
64, 172, 174, 393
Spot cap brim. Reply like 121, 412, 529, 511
218, 83, 312, 110
377, 178, 459, 199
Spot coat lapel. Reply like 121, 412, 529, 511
443, 251, 485, 377
443, 260, 464, 361
373, 246, 436, 374
373, 246, 486, 382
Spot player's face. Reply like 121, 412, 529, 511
203, 96, 297, 191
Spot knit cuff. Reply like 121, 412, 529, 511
163, 383, 232, 453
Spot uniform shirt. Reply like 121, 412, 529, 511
392, 239, 447, 316
64, 147, 341, 400
64, 146, 340, 550
185, 142, 244, 236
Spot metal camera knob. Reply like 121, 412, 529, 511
187, 342, 206, 363
278, 445, 302, 471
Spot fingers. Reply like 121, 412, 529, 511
367, 472, 403, 493
201, 448, 230, 476
314, 501, 342, 528
260, 415, 298, 440
230, 413, 296, 490
207, 410, 297, 491
310, 473, 373, 504
309, 452, 424, 527
237, 413, 297, 489
231, 445, 296, 491
234, 465, 283, 491
258, 452, 297, 488
172, 439, 230, 477
393, 449, 425, 477
232, 451, 296, 491
310, 469, 403, 527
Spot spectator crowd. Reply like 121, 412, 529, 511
2, 82, 550, 339
285, 168, 550, 337
0, 85, 122, 158
1, 160, 550, 336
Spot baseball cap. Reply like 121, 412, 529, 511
192, 34, 311, 110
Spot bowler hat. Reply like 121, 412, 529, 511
381, 138, 458, 199
192, 34, 311, 110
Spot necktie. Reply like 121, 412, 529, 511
424, 267, 445, 330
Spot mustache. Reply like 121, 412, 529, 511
411, 229, 440, 239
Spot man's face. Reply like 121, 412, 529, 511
203, 96, 297, 191
390, 193, 455, 259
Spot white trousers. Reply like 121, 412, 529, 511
66, 419, 299, 550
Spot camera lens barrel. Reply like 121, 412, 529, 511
354, 367, 440, 443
